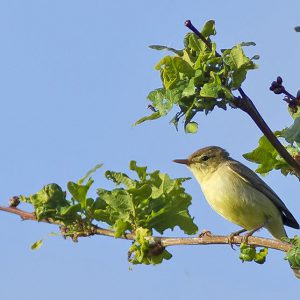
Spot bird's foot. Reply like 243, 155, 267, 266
241, 224, 264, 244
228, 229, 247, 250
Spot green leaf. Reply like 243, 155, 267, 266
134, 112, 161, 126
130, 160, 147, 181
145, 174, 196, 234
239, 243, 256, 262
231, 68, 247, 89
222, 44, 257, 89
182, 78, 196, 97
20, 184, 69, 220
225, 44, 251, 70
185, 33, 205, 52
243, 135, 288, 175
254, 247, 268, 264
114, 219, 130, 238
251, 55, 260, 60
48, 232, 60, 237
155, 56, 193, 90
105, 170, 136, 188
78, 164, 103, 185
31, 239, 43, 250
59, 204, 81, 216
285, 236, 300, 269
281, 117, 300, 144
67, 178, 94, 209
200, 82, 222, 98
239, 243, 268, 264
147, 88, 173, 115
149, 45, 183, 56
240, 42, 256, 47
95, 188, 134, 235
201, 20, 216, 37
20, 184, 66, 207
185, 122, 198, 134
173, 57, 194, 77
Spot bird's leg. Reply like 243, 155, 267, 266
228, 229, 247, 250
241, 224, 265, 244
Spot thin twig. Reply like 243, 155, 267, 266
184, 20, 300, 177
184, 20, 214, 52
0, 205, 293, 253
0, 206, 36, 220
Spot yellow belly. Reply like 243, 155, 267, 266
191, 165, 286, 239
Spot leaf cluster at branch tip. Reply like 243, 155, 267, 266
19, 161, 198, 264
135, 20, 258, 133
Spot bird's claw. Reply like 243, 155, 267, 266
227, 229, 247, 250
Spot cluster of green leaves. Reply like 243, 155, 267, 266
97, 161, 197, 236
128, 227, 172, 265
20, 162, 198, 264
135, 20, 258, 133
243, 134, 299, 176
243, 107, 300, 177
285, 236, 300, 270
239, 243, 268, 264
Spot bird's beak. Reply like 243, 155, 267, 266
173, 159, 189, 165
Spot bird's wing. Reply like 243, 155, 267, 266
228, 159, 299, 229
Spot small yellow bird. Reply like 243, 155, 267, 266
174, 146, 300, 277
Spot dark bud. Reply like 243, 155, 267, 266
270, 81, 279, 91
9, 196, 20, 207
297, 90, 300, 99
273, 87, 284, 94
277, 76, 283, 85
184, 20, 192, 27
272, 81, 278, 87
147, 241, 165, 257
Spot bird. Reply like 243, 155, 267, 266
174, 146, 300, 278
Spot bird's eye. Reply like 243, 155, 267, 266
201, 155, 210, 161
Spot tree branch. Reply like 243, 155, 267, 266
184, 20, 300, 178
0, 205, 293, 253
234, 89, 300, 178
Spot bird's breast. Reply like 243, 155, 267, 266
191, 165, 280, 230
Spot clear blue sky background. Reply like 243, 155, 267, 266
1, 1, 300, 299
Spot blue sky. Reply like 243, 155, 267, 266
1, 1, 300, 299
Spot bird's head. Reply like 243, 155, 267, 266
173, 146, 230, 179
